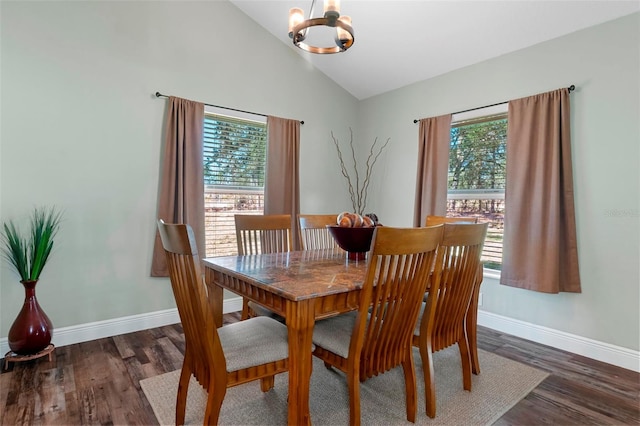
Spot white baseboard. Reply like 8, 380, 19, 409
478, 309, 640, 372
2, 299, 637, 373
0, 297, 244, 357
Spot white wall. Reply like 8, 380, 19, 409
360, 13, 640, 351
0, 1, 358, 335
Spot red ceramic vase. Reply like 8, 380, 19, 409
8, 280, 53, 355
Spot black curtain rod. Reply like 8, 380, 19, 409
155, 92, 304, 125
412, 84, 575, 124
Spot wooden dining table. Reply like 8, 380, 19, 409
203, 248, 368, 425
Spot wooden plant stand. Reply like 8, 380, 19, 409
3, 344, 55, 370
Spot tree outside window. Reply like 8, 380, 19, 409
203, 114, 267, 257
448, 114, 507, 270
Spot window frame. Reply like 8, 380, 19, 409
449, 103, 508, 276
203, 106, 267, 257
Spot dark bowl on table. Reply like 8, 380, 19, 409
326, 225, 377, 260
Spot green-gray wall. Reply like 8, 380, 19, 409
2, 2, 638, 356
359, 13, 640, 351
1, 1, 357, 335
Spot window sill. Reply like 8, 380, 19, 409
483, 268, 501, 281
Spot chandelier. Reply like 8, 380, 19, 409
288, 0, 354, 54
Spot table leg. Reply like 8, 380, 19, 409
286, 299, 315, 426
467, 264, 483, 375
205, 268, 224, 328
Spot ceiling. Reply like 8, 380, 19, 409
230, 1, 639, 100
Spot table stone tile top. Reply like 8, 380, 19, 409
204, 248, 368, 300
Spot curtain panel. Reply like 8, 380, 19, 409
501, 88, 581, 293
150, 97, 205, 277
265, 116, 301, 250
413, 114, 452, 227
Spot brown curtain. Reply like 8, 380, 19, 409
151, 97, 205, 277
413, 114, 452, 227
501, 88, 581, 293
265, 116, 301, 250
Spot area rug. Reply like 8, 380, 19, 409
140, 346, 548, 425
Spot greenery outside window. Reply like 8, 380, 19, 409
448, 106, 507, 271
203, 111, 267, 257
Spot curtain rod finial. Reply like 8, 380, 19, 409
568, 85, 575, 92
155, 92, 163, 97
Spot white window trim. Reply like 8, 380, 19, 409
203, 109, 267, 257
452, 103, 508, 123
204, 105, 266, 124
483, 268, 501, 280
451, 103, 508, 279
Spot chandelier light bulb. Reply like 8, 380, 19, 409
337, 15, 352, 44
288, 8, 305, 36
323, 0, 340, 15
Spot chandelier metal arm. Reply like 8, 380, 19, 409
291, 18, 354, 54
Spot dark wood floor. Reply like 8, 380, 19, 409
1, 312, 638, 425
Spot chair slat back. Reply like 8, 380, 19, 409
156, 220, 227, 389
353, 225, 443, 379
234, 214, 293, 255
298, 214, 340, 250
425, 215, 478, 226
422, 223, 488, 352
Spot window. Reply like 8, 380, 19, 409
448, 105, 507, 271
203, 110, 267, 257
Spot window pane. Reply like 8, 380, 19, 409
449, 118, 507, 191
204, 117, 266, 188
448, 115, 507, 271
446, 198, 504, 270
204, 114, 267, 257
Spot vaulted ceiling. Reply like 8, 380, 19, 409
230, 1, 640, 100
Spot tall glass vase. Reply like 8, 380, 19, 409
8, 280, 53, 355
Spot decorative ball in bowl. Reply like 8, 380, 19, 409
327, 225, 376, 261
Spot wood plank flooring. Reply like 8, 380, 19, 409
1, 312, 638, 425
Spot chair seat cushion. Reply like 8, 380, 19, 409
414, 301, 426, 335
312, 311, 357, 358
218, 316, 289, 372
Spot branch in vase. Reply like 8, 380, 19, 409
331, 129, 391, 216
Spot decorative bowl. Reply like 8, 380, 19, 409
327, 225, 377, 261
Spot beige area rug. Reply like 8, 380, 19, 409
140, 346, 548, 425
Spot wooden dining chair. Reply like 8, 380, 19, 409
425, 215, 483, 374
157, 220, 289, 425
298, 213, 341, 250
425, 214, 478, 226
312, 225, 443, 426
413, 222, 488, 418
234, 214, 293, 320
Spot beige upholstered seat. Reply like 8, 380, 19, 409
425, 215, 483, 374
157, 220, 289, 425
413, 222, 488, 418
312, 225, 443, 425
234, 214, 292, 320
298, 214, 341, 250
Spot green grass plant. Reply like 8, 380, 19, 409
1, 206, 63, 282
